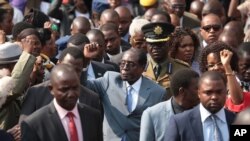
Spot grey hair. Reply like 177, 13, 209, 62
129, 18, 150, 37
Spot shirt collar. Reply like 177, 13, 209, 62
200, 103, 226, 123
53, 99, 79, 120
125, 76, 142, 92
149, 56, 168, 69
107, 46, 122, 58
202, 40, 208, 48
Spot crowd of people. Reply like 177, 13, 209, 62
1, 0, 250, 141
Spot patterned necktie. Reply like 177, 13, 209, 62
126, 86, 133, 113
67, 112, 79, 141
154, 65, 161, 78
211, 115, 223, 141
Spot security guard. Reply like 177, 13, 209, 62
142, 22, 190, 100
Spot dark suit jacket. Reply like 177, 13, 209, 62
21, 81, 101, 117
91, 61, 116, 77
120, 39, 131, 51
164, 105, 235, 141
21, 103, 103, 141
0, 130, 14, 141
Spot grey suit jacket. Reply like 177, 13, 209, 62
21, 102, 103, 141
86, 71, 166, 141
164, 105, 235, 141
140, 98, 174, 141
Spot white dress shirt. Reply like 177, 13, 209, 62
125, 77, 142, 111
107, 46, 122, 59
53, 99, 84, 141
200, 104, 229, 141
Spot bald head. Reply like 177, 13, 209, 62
189, 0, 204, 20
99, 9, 120, 27
202, 0, 226, 24
219, 31, 239, 49
115, 6, 132, 36
144, 8, 157, 21
71, 17, 91, 35
50, 64, 79, 85
224, 21, 244, 38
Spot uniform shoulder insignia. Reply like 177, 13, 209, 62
173, 59, 190, 67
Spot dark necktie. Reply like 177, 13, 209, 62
211, 115, 223, 141
67, 112, 79, 141
154, 65, 161, 78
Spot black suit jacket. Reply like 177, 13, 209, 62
164, 105, 235, 141
21, 102, 103, 141
21, 81, 101, 117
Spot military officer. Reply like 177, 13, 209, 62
142, 22, 190, 100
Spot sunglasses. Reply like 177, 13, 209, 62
201, 24, 222, 32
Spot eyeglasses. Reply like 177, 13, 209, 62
206, 62, 223, 69
201, 24, 222, 32
119, 61, 138, 69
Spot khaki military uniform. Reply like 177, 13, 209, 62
143, 57, 190, 100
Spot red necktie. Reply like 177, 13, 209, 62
67, 112, 79, 141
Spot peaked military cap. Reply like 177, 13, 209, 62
142, 22, 174, 43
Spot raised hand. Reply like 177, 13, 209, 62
220, 49, 233, 67
83, 42, 101, 59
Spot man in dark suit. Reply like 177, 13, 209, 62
86, 29, 120, 72
164, 71, 235, 141
100, 23, 130, 61
161, 0, 200, 29
83, 47, 166, 141
19, 47, 101, 123
67, 33, 116, 80
21, 64, 102, 141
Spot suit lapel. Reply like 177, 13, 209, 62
78, 104, 89, 141
135, 77, 151, 111
49, 103, 68, 141
91, 62, 105, 78
190, 106, 204, 141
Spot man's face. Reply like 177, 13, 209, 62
108, 0, 121, 9
0, 12, 13, 35
120, 52, 144, 84
182, 78, 199, 109
198, 78, 227, 114
61, 54, 83, 77
102, 30, 121, 55
116, 9, 132, 37
165, 0, 186, 17
131, 32, 147, 52
238, 52, 250, 82
200, 15, 223, 45
51, 72, 80, 111
147, 41, 168, 63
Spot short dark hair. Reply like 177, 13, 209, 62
12, 21, 34, 40
199, 41, 238, 73
58, 47, 84, 62
37, 28, 52, 46
153, 10, 171, 23
99, 23, 119, 34
199, 71, 227, 87
67, 33, 90, 51
170, 69, 199, 96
